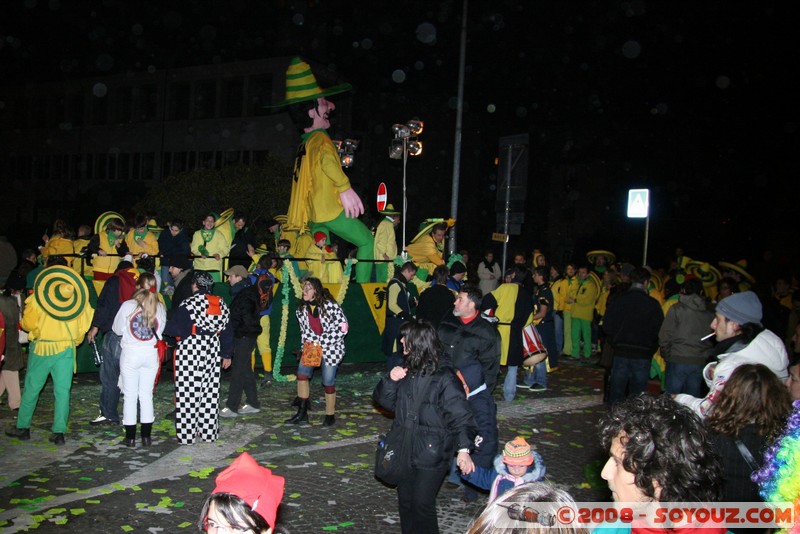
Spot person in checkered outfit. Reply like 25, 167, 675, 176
285, 276, 348, 426
164, 271, 233, 444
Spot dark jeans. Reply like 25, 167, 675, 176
396, 467, 447, 534
99, 332, 122, 421
226, 336, 260, 411
608, 356, 651, 405
664, 361, 705, 397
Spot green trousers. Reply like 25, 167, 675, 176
17, 343, 75, 433
311, 211, 375, 283
570, 317, 593, 358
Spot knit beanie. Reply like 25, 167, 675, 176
314, 231, 327, 243
502, 437, 533, 466
715, 290, 763, 326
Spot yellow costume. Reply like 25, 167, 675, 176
405, 235, 444, 278
124, 229, 159, 269
92, 233, 122, 296
304, 242, 343, 283
40, 236, 73, 262
191, 228, 229, 281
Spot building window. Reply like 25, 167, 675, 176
222, 77, 244, 118
67, 92, 85, 127
113, 87, 133, 124
135, 84, 159, 122
118, 153, 130, 180
91, 92, 109, 125
95, 153, 108, 180
162, 152, 172, 177
248, 74, 272, 116
141, 152, 155, 180
193, 80, 217, 119
172, 151, 188, 174
168, 82, 191, 120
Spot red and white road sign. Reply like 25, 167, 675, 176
376, 182, 387, 212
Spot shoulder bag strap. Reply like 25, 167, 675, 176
734, 438, 759, 471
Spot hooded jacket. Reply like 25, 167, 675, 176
658, 293, 715, 366
675, 328, 789, 417
461, 450, 547, 502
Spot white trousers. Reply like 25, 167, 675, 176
118, 349, 159, 426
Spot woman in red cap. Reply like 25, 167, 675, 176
199, 452, 286, 533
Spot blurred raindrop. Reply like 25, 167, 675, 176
656, 102, 668, 114
515, 106, 528, 118
361, 38, 373, 50
96, 53, 114, 71
622, 40, 641, 59
392, 69, 406, 83
489, 184, 496, 191
292, 13, 304, 26
24, 0, 37, 8
275, 122, 285, 132
715, 75, 731, 89
200, 25, 216, 42
147, 65, 156, 74
92, 83, 108, 98
414, 61, 424, 70
487, 104, 496, 113
416, 22, 437, 44
132, 23, 143, 36
352, 41, 359, 48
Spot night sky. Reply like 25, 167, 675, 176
2, 0, 798, 272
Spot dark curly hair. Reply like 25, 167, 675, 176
599, 394, 723, 502
399, 319, 441, 376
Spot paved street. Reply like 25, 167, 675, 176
0, 358, 618, 533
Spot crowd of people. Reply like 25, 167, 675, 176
2, 212, 800, 532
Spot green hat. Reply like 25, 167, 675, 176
94, 211, 125, 235
379, 203, 400, 216
686, 261, 721, 287
272, 57, 352, 107
34, 266, 90, 321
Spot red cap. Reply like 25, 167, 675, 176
212, 452, 285, 527
314, 231, 327, 243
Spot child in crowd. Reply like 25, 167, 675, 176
462, 436, 546, 502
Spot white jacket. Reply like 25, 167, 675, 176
675, 329, 789, 417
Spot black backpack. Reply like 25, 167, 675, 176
250, 270, 275, 313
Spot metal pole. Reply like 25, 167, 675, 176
401, 137, 408, 258
448, 0, 468, 256
643, 214, 650, 267
501, 144, 512, 275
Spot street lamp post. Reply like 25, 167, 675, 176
389, 120, 423, 257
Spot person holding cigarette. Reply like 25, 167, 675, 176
658, 278, 716, 397
674, 290, 789, 417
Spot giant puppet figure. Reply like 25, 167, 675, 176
280, 57, 374, 282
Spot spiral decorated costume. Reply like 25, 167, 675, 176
279, 57, 374, 283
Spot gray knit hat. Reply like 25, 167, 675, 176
715, 291, 762, 326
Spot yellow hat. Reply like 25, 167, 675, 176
719, 259, 755, 284
94, 211, 125, 235
586, 250, 616, 265
273, 57, 352, 107
409, 218, 456, 245
34, 266, 90, 321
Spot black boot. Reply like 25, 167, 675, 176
284, 399, 309, 424
322, 414, 335, 426
141, 423, 152, 447
123, 425, 136, 447
290, 396, 301, 407
5, 427, 31, 440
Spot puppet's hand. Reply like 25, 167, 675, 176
339, 188, 365, 218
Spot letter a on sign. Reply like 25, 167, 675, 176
627, 189, 649, 218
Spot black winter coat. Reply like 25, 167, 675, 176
229, 282, 263, 338
373, 368, 477, 472
603, 286, 664, 359
438, 314, 501, 392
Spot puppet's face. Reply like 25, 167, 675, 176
307, 97, 335, 131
